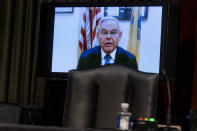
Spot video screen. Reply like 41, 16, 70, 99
52, 6, 163, 73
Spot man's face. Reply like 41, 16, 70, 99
97, 20, 122, 54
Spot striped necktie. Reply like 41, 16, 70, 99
104, 55, 111, 65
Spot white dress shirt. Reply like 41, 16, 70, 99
101, 48, 117, 66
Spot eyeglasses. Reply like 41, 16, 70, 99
99, 30, 119, 37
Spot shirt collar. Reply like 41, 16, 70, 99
101, 47, 117, 61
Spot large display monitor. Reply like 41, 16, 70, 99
38, 1, 179, 80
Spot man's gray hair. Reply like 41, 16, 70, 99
97, 16, 121, 33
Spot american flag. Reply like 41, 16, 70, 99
78, 7, 102, 54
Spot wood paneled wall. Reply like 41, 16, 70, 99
177, 0, 197, 110
191, 17, 197, 109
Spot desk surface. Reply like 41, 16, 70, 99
158, 124, 182, 131
0, 123, 181, 131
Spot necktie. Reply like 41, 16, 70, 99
104, 55, 111, 65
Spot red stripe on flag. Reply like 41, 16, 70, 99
83, 13, 86, 23
81, 28, 87, 50
79, 41, 83, 50
93, 17, 101, 39
96, 17, 101, 25
96, 7, 101, 14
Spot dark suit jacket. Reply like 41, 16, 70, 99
77, 46, 138, 70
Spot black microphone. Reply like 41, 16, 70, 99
158, 70, 178, 131
162, 70, 172, 130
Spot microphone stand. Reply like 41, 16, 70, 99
163, 70, 172, 130
159, 70, 178, 131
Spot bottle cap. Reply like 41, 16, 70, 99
121, 103, 129, 109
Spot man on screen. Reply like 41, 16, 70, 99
77, 16, 138, 70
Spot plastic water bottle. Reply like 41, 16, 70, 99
116, 103, 132, 131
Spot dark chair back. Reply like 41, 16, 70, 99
62, 64, 159, 129
0, 102, 22, 123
